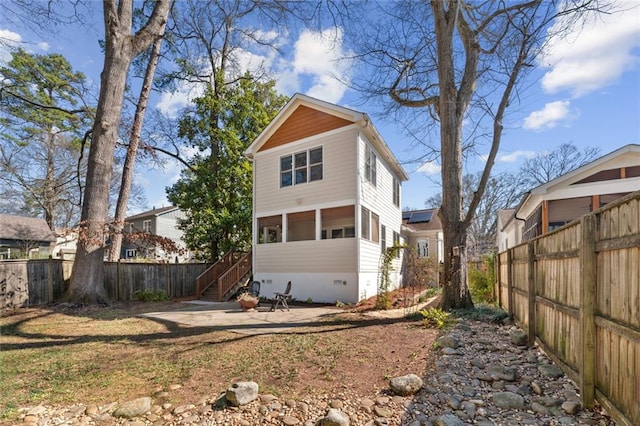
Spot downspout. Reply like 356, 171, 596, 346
355, 124, 364, 298
247, 153, 257, 279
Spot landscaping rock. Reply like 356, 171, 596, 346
510, 329, 528, 346
562, 400, 581, 414
317, 408, 350, 426
225, 381, 259, 406
492, 391, 525, 409
113, 397, 152, 418
389, 374, 423, 396
487, 365, 517, 382
437, 335, 459, 349
435, 413, 466, 426
538, 364, 564, 378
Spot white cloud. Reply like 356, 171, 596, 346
497, 150, 537, 163
417, 161, 441, 175
37, 41, 50, 51
540, 3, 640, 96
285, 26, 351, 103
156, 82, 205, 119
157, 26, 352, 115
523, 100, 572, 130
481, 150, 537, 163
0, 29, 22, 63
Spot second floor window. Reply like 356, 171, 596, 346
281, 146, 323, 187
393, 178, 400, 207
365, 145, 377, 186
143, 220, 151, 233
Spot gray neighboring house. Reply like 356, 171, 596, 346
0, 214, 56, 259
120, 206, 191, 262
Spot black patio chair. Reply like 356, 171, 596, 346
249, 280, 261, 298
270, 281, 292, 312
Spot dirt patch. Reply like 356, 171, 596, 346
0, 300, 438, 419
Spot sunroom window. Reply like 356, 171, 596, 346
287, 210, 315, 241
258, 215, 282, 243
321, 205, 355, 239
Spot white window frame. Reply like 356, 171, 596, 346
365, 145, 377, 186
417, 239, 429, 258
142, 220, 151, 233
393, 178, 400, 207
280, 146, 323, 188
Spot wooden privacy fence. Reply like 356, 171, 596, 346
496, 190, 640, 426
0, 260, 210, 308
0, 258, 73, 310
103, 262, 209, 300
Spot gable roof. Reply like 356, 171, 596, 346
497, 209, 515, 232
245, 93, 409, 181
516, 144, 640, 216
528, 144, 640, 196
125, 206, 179, 221
0, 214, 56, 242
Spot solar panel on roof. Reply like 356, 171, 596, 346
402, 211, 412, 220
407, 211, 432, 223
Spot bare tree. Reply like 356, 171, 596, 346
353, 0, 610, 310
66, 0, 172, 304
520, 143, 601, 186
108, 34, 166, 262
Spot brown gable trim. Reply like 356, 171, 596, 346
258, 105, 353, 152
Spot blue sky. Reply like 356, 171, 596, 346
1, 1, 639, 213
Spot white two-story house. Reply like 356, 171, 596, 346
244, 94, 409, 304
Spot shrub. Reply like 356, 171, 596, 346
133, 289, 169, 302
419, 307, 450, 329
468, 254, 496, 304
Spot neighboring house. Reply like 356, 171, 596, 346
0, 214, 56, 259
402, 208, 444, 264
496, 208, 518, 253
244, 94, 409, 304
498, 144, 640, 250
121, 206, 190, 262
52, 230, 79, 260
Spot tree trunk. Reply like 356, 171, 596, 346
66, 0, 170, 304
108, 36, 165, 262
433, 0, 475, 310
44, 129, 56, 229
67, 43, 133, 303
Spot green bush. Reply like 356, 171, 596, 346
133, 289, 169, 302
468, 255, 496, 304
419, 307, 450, 329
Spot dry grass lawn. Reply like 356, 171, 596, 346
0, 297, 439, 422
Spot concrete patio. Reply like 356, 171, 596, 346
140, 300, 342, 335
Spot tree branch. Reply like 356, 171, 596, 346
0, 87, 90, 115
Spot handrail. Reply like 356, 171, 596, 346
195, 251, 238, 298
217, 251, 252, 300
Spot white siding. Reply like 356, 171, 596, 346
254, 126, 358, 214
156, 216, 184, 244
357, 132, 404, 294
256, 239, 357, 272
254, 272, 359, 304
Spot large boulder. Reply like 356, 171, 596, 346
113, 397, 152, 418
390, 373, 423, 396
225, 381, 259, 406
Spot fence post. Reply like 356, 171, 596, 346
47, 256, 54, 303
506, 249, 513, 317
116, 260, 121, 301
495, 253, 502, 307
580, 214, 596, 408
527, 241, 536, 346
